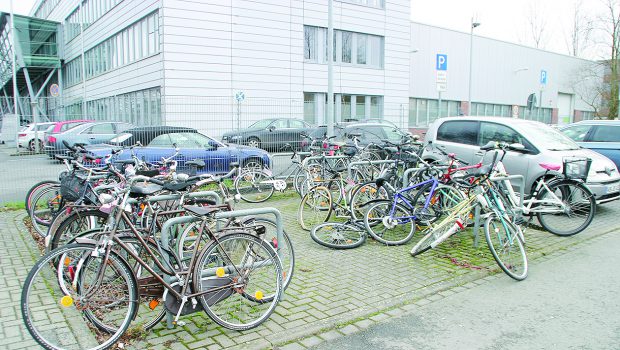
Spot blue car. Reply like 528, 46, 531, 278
560, 120, 620, 170
87, 126, 270, 174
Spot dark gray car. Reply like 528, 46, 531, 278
221, 118, 314, 151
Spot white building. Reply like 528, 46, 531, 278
0, 0, 603, 137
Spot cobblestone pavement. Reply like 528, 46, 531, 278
1, 199, 619, 350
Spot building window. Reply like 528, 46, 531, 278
82, 87, 161, 123
304, 26, 317, 61
303, 26, 383, 68
63, 57, 83, 87
81, 11, 159, 80
409, 98, 461, 127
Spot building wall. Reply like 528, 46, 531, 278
409, 22, 602, 124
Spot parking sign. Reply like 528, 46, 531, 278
436, 54, 447, 71
540, 70, 547, 85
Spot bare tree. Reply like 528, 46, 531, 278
525, 3, 550, 49
571, 62, 606, 116
596, 0, 620, 118
564, 0, 594, 57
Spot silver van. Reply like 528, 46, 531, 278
423, 116, 620, 204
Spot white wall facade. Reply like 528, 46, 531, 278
409, 22, 602, 125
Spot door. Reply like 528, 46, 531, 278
557, 93, 573, 126
582, 125, 620, 169
432, 120, 480, 164
289, 120, 310, 150
168, 132, 231, 174
263, 119, 289, 150
478, 122, 535, 181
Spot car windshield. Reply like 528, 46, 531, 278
110, 133, 133, 144
526, 124, 581, 151
248, 119, 274, 129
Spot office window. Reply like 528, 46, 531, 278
336, 0, 384, 9
304, 26, 383, 68
304, 26, 317, 61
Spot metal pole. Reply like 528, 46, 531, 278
80, 1, 86, 116
327, 0, 334, 137
438, 91, 442, 118
10, 0, 19, 143
467, 18, 479, 116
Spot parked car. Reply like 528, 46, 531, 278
302, 122, 407, 154
44, 119, 93, 156
87, 126, 271, 174
423, 116, 620, 204
221, 118, 314, 151
45, 121, 132, 157
17, 122, 55, 152
559, 120, 620, 170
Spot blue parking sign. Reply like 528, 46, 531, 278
540, 70, 547, 85
436, 54, 447, 71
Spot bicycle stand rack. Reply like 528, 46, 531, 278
159, 206, 286, 328
346, 160, 394, 179
472, 174, 525, 247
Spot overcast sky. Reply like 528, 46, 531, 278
0, 0, 613, 60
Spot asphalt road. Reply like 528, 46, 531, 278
313, 231, 620, 350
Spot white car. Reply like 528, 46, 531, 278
17, 122, 55, 152
423, 116, 620, 204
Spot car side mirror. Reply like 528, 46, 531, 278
268, 126, 276, 132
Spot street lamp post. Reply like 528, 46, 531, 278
467, 18, 480, 115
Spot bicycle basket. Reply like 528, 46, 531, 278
563, 157, 591, 181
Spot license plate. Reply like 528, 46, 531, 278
608, 183, 620, 194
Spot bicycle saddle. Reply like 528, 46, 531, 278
539, 163, 561, 171
187, 159, 206, 169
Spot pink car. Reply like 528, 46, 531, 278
44, 119, 92, 157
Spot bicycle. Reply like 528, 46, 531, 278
22, 175, 283, 350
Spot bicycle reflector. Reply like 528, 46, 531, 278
254, 290, 264, 301
60, 295, 74, 307
216, 267, 226, 277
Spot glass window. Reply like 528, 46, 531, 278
479, 122, 525, 146
357, 34, 366, 64
437, 121, 478, 145
561, 125, 591, 142
341, 32, 352, 63
271, 119, 288, 128
590, 126, 620, 142
86, 123, 115, 134
149, 133, 172, 147
341, 95, 351, 120
304, 92, 315, 124
290, 120, 305, 128
370, 96, 381, 118
304, 26, 316, 61
356, 96, 365, 118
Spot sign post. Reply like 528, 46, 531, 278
235, 91, 245, 130
539, 70, 547, 120
436, 54, 448, 117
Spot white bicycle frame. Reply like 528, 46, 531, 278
492, 161, 567, 215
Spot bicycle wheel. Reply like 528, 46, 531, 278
485, 213, 528, 280
29, 184, 63, 237
410, 183, 466, 225
25, 180, 59, 212
349, 181, 390, 221
50, 209, 109, 250
311, 222, 366, 249
22, 243, 138, 350
234, 169, 275, 203
363, 200, 416, 245
536, 179, 596, 236
298, 186, 332, 231
193, 232, 282, 330
410, 217, 459, 257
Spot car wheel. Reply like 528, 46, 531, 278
28, 139, 43, 152
247, 137, 261, 149
243, 158, 264, 171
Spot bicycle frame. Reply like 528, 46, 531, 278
385, 177, 439, 221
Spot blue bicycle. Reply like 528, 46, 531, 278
362, 167, 465, 245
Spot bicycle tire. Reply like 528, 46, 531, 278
21, 243, 138, 350
349, 181, 390, 221
484, 213, 528, 280
50, 209, 109, 250
25, 180, 59, 214
363, 200, 416, 245
193, 232, 282, 331
536, 179, 595, 236
29, 184, 63, 237
298, 186, 332, 231
234, 169, 275, 203
311, 222, 366, 249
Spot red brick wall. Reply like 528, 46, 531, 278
573, 110, 583, 123
551, 108, 559, 124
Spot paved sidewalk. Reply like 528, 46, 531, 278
1, 200, 619, 350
